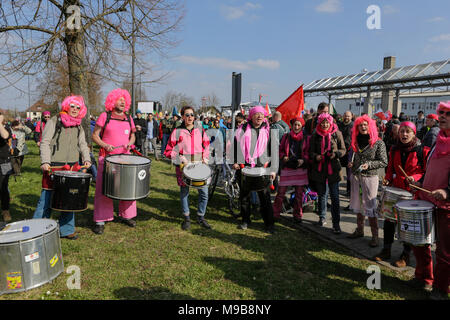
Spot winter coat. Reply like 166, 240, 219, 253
351, 139, 388, 177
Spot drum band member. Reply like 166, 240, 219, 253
233, 105, 277, 234
0, 113, 13, 222
33, 95, 91, 240
164, 106, 211, 230
374, 121, 430, 269
347, 115, 388, 247
413, 101, 450, 300
92, 88, 137, 235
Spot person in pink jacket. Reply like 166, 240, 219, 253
412, 101, 450, 300
92, 89, 137, 235
164, 106, 211, 231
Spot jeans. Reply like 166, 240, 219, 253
316, 181, 340, 227
33, 189, 75, 237
88, 152, 97, 180
161, 133, 170, 156
180, 185, 208, 217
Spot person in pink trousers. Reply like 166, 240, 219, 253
92, 88, 137, 235
273, 116, 308, 224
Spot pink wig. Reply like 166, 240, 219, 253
61, 95, 87, 119
351, 114, 379, 152
437, 101, 450, 113
105, 88, 131, 112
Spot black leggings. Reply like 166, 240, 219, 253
0, 174, 10, 210
384, 219, 411, 253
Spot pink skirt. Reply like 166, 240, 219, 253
279, 168, 308, 187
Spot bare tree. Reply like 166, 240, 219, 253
202, 92, 220, 108
161, 90, 195, 113
0, 0, 184, 141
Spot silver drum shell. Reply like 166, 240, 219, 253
395, 201, 435, 246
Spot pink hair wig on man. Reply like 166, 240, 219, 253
61, 95, 87, 119
351, 114, 379, 152
105, 88, 131, 112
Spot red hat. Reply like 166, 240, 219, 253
290, 116, 305, 127
427, 114, 439, 121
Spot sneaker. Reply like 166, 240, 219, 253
344, 205, 351, 211
238, 222, 248, 230
347, 229, 364, 239
197, 218, 212, 229
181, 219, 191, 230
315, 218, 326, 227
120, 218, 136, 228
394, 253, 410, 268
429, 288, 449, 300
61, 233, 78, 240
332, 226, 342, 234
373, 248, 391, 262
93, 224, 104, 235
265, 225, 275, 234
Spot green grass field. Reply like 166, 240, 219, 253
1, 141, 425, 300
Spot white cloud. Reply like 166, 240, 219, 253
315, 0, 341, 14
429, 34, 450, 42
220, 2, 262, 20
427, 17, 445, 23
176, 56, 280, 70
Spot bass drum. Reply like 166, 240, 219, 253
51, 171, 92, 212
103, 154, 151, 200
0, 219, 64, 295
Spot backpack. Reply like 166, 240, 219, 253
100, 111, 132, 139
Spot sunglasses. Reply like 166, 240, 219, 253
70, 104, 81, 110
184, 113, 194, 117
438, 110, 450, 117
44, 116, 50, 119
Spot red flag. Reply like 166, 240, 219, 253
265, 103, 272, 116
276, 85, 304, 126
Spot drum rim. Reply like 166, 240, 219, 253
384, 186, 413, 197
0, 219, 58, 243
52, 171, 92, 178
241, 167, 271, 177
105, 153, 151, 165
182, 163, 212, 181
394, 200, 435, 210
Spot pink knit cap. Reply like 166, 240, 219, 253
399, 121, 416, 134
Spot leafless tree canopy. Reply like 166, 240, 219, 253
162, 90, 196, 112
0, 0, 185, 91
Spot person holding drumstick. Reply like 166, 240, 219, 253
232, 105, 277, 234
33, 95, 91, 240
164, 106, 211, 230
411, 101, 450, 300
0, 113, 13, 222
92, 89, 137, 235
374, 122, 430, 270
347, 115, 388, 247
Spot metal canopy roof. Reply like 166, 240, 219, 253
303, 59, 450, 97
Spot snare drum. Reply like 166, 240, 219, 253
378, 186, 413, 222
103, 154, 151, 200
182, 163, 211, 188
51, 171, 92, 212
241, 167, 271, 192
394, 200, 435, 246
0, 219, 64, 295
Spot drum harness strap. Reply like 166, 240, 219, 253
99, 111, 133, 140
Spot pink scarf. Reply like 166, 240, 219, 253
236, 121, 270, 167
433, 130, 450, 158
283, 130, 303, 158
315, 121, 338, 174
59, 112, 82, 127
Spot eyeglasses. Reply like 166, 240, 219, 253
184, 113, 194, 117
438, 110, 450, 117
70, 104, 81, 110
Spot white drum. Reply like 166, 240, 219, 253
182, 163, 212, 188
378, 186, 413, 222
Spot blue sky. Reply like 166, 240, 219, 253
3, 0, 450, 111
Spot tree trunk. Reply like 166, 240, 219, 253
64, 0, 91, 145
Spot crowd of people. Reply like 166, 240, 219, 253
0, 90, 448, 300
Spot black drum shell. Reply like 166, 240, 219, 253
241, 174, 271, 192
51, 173, 91, 212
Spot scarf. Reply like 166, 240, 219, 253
396, 137, 417, 153
434, 130, 450, 158
59, 112, 82, 127
283, 130, 303, 160
315, 122, 337, 174
357, 134, 370, 150
236, 121, 270, 167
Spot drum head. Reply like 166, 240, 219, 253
0, 219, 58, 243
107, 154, 151, 165
53, 171, 91, 178
385, 186, 413, 198
183, 163, 211, 181
395, 200, 435, 211
242, 167, 269, 177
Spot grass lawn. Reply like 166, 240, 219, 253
1, 141, 425, 300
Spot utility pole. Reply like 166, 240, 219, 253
131, 2, 136, 116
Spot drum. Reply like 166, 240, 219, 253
394, 200, 435, 246
51, 171, 92, 212
0, 219, 64, 295
378, 186, 413, 222
241, 167, 271, 192
182, 163, 212, 188
103, 154, 151, 200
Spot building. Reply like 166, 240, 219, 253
25, 100, 53, 120
334, 92, 450, 121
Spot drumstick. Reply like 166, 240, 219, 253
409, 184, 432, 194
398, 165, 408, 178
